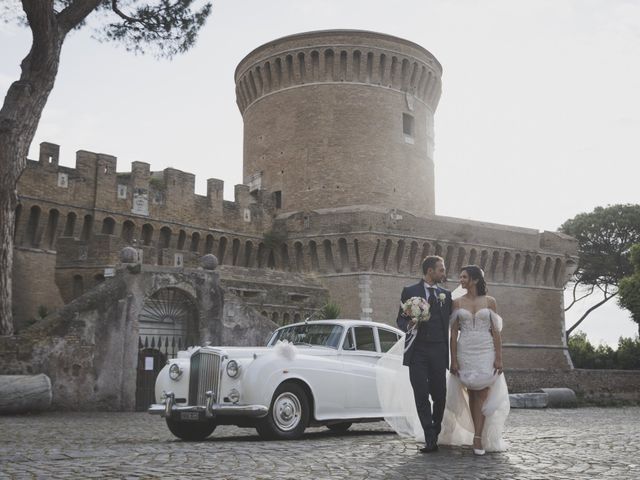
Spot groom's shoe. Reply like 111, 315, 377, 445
419, 440, 439, 453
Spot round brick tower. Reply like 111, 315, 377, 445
235, 30, 442, 216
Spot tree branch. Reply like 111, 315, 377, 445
57, 0, 103, 34
110, 0, 166, 32
564, 282, 594, 311
566, 291, 619, 337
111, 0, 142, 24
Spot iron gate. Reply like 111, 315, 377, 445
135, 288, 198, 411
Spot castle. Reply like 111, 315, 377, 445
13, 30, 578, 369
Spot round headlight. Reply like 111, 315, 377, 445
228, 389, 240, 404
226, 360, 239, 378
169, 363, 182, 381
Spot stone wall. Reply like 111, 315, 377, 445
221, 294, 278, 346
0, 264, 277, 410
219, 265, 328, 325
1, 274, 136, 410
505, 369, 640, 403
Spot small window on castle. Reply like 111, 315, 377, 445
243, 208, 251, 222
274, 191, 282, 209
117, 184, 127, 199
403, 113, 414, 140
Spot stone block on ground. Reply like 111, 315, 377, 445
538, 387, 578, 408
0, 374, 52, 414
509, 392, 548, 409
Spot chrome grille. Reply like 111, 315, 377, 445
188, 351, 221, 406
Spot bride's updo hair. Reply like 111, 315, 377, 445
461, 265, 487, 296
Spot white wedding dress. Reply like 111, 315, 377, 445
376, 305, 510, 452
439, 308, 510, 451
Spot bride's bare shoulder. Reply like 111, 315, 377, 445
486, 295, 497, 310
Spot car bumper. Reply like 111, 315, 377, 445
148, 392, 268, 419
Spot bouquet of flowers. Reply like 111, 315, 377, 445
401, 296, 431, 326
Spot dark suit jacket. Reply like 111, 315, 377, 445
396, 280, 452, 367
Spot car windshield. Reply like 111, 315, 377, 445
267, 323, 344, 349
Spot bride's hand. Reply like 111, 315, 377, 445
450, 361, 459, 376
493, 359, 503, 375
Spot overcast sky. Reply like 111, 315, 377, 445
1, 0, 638, 345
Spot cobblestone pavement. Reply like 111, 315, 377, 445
0, 408, 638, 479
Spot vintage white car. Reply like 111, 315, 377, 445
148, 319, 403, 440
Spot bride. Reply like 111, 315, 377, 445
376, 265, 510, 454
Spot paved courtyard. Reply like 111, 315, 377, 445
0, 407, 638, 479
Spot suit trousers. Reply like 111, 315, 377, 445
408, 342, 447, 444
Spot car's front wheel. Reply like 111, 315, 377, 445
165, 418, 217, 441
256, 382, 310, 440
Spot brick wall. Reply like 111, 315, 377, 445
12, 248, 64, 332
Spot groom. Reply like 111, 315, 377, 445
396, 255, 452, 453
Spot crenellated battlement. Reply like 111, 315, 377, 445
17, 142, 273, 231
234, 29, 442, 114
31, 143, 214, 202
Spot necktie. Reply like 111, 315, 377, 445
427, 287, 436, 307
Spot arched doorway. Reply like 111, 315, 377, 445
135, 287, 198, 411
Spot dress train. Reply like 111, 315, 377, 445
375, 339, 509, 451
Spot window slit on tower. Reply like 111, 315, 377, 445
403, 113, 414, 144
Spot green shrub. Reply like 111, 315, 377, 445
618, 243, 640, 333
616, 336, 640, 369
319, 301, 341, 320
569, 330, 640, 369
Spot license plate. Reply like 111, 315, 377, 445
180, 411, 200, 421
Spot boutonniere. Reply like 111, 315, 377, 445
438, 293, 446, 307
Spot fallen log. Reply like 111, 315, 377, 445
0, 374, 52, 414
